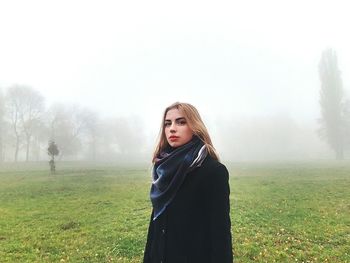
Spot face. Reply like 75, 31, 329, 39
164, 108, 193, 148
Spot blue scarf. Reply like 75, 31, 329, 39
150, 135, 208, 221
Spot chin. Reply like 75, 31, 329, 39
169, 142, 182, 148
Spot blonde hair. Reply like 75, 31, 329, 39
152, 102, 219, 163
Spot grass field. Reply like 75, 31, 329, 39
0, 161, 349, 262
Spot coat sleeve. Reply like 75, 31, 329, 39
143, 209, 154, 263
208, 163, 233, 263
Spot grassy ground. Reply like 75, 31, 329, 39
0, 161, 349, 262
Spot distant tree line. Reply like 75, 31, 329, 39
1, 49, 349, 162
0, 85, 147, 163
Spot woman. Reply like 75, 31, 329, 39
143, 102, 233, 263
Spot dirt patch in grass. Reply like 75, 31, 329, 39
59, 221, 80, 231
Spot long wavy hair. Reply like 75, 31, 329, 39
152, 102, 219, 163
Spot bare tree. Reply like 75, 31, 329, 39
30, 117, 48, 161
82, 109, 100, 161
318, 49, 346, 160
0, 88, 4, 162
5, 85, 22, 162
98, 119, 118, 161
46, 103, 77, 160
112, 115, 146, 161
46, 103, 94, 160
95, 116, 147, 162
5, 85, 45, 162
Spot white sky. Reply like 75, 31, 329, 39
1, 0, 350, 136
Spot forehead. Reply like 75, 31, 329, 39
165, 108, 185, 120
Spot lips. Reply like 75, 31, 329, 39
169, 136, 179, 141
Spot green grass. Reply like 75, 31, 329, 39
0, 161, 349, 262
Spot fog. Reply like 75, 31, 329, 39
1, 0, 349, 163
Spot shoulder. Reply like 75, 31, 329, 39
198, 155, 230, 195
200, 155, 229, 179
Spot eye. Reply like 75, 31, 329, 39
178, 120, 186, 125
164, 122, 171, 127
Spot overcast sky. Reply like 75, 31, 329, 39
1, 0, 350, 136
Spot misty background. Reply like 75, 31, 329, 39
1, 0, 350, 163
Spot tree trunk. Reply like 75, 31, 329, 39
25, 135, 30, 162
336, 148, 344, 160
14, 135, 19, 162
34, 137, 40, 161
0, 134, 3, 163
0, 123, 3, 163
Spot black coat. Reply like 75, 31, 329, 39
143, 155, 233, 263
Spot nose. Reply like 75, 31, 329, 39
170, 122, 176, 133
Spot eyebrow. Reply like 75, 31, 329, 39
164, 117, 186, 122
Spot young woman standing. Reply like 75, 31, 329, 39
143, 102, 233, 263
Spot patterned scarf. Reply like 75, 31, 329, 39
150, 135, 208, 221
